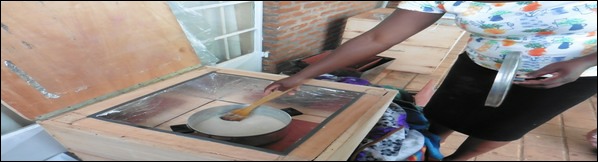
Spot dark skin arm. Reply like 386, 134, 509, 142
264, 9, 445, 94
514, 52, 597, 89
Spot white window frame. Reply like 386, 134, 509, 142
179, 1, 263, 72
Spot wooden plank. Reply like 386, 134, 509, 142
405, 74, 434, 93
377, 44, 453, 74
369, 69, 391, 85
341, 38, 459, 74
48, 111, 87, 125
1, 1, 200, 120
341, 8, 465, 74
375, 71, 417, 88
281, 93, 387, 160
315, 89, 397, 160
377, 32, 468, 93
69, 151, 114, 161
403, 33, 468, 92
291, 114, 326, 123
41, 117, 281, 161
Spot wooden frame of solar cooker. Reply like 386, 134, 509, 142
1, 1, 397, 161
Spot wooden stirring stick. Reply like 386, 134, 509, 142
220, 87, 296, 121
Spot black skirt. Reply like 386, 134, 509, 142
423, 53, 597, 141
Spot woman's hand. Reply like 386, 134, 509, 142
514, 53, 596, 89
263, 75, 306, 95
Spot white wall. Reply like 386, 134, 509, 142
1, 104, 32, 135
1, 105, 76, 161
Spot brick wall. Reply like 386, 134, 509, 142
262, 1, 381, 74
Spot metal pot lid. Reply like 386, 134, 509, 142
485, 51, 521, 107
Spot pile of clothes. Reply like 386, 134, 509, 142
313, 74, 444, 161
349, 86, 443, 161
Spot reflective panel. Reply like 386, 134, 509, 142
92, 72, 363, 155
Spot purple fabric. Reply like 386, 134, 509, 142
397, 113, 409, 128
315, 75, 371, 86
339, 77, 371, 86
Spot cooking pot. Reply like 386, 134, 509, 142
186, 104, 292, 146
485, 51, 521, 107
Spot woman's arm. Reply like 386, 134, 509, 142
293, 9, 445, 80
515, 52, 597, 88
265, 9, 445, 93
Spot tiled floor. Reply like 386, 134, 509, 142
438, 95, 597, 161
374, 70, 596, 161
369, 33, 597, 160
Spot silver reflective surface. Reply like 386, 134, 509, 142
485, 51, 521, 107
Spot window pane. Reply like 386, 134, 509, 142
167, 1, 257, 66
225, 2, 255, 34
236, 31, 254, 57
200, 2, 254, 36
207, 31, 254, 63
207, 39, 226, 62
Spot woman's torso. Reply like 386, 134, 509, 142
399, 1, 597, 76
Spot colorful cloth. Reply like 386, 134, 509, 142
352, 102, 428, 161
315, 74, 372, 86
351, 86, 444, 161
388, 86, 444, 161
398, 1, 597, 77
316, 75, 443, 160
